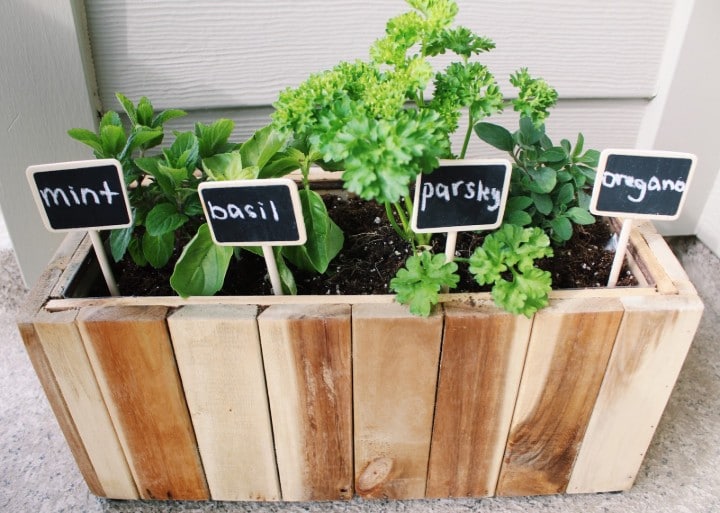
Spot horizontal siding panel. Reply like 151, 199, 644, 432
86, 0, 672, 110
146, 98, 648, 157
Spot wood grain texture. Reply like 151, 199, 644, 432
85, 1, 672, 110
167, 305, 279, 501
496, 298, 624, 497
258, 304, 353, 501
426, 302, 532, 498
77, 306, 209, 500
16, 321, 105, 497
567, 294, 704, 493
352, 303, 443, 499
33, 309, 137, 499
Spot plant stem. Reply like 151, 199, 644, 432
459, 114, 475, 159
384, 201, 410, 242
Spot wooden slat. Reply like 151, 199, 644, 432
16, 322, 105, 497
258, 304, 353, 501
567, 294, 704, 493
426, 302, 532, 498
352, 303, 443, 499
167, 305, 280, 501
76, 306, 209, 500
15, 232, 103, 496
496, 297, 624, 496
33, 309, 137, 499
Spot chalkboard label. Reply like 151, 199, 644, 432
26, 159, 132, 232
199, 178, 307, 246
590, 149, 697, 220
411, 159, 512, 233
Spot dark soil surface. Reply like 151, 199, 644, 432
111, 194, 637, 297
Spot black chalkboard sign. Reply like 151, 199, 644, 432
26, 159, 132, 232
411, 159, 512, 232
199, 179, 306, 245
590, 149, 697, 220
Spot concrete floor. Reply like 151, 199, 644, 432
1, 238, 718, 513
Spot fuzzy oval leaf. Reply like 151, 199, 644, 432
474, 122, 514, 151
170, 224, 232, 297
550, 216, 573, 241
566, 207, 595, 225
145, 202, 188, 236
527, 167, 557, 193
531, 192, 553, 215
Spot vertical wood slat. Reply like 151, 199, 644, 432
567, 294, 704, 493
33, 309, 137, 499
496, 298, 624, 496
258, 304, 353, 501
426, 303, 533, 498
167, 305, 279, 501
352, 303, 443, 499
16, 321, 106, 497
77, 306, 209, 501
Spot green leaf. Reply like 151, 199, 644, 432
578, 149, 600, 166
274, 247, 297, 295
282, 189, 344, 273
258, 154, 302, 178
474, 122, 514, 151
518, 116, 544, 145
550, 216, 573, 241
390, 251, 459, 317
573, 132, 585, 157
152, 109, 187, 128
539, 147, 567, 163
170, 224, 233, 297
527, 167, 557, 193
145, 202, 189, 236
507, 195, 533, 210
492, 267, 552, 317
136, 97, 154, 126
115, 93, 137, 125
531, 192, 553, 215
195, 119, 235, 158
505, 210, 532, 226
100, 111, 122, 129
127, 236, 147, 266
166, 132, 199, 172
109, 224, 133, 262
142, 231, 175, 268
556, 182, 575, 206
67, 128, 104, 155
100, 125, 127, 157
239, 125, 288, 170
202, 152, 255, 181
566, 207, 595, 225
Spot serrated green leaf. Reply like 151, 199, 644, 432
100, 125, 127, 157
67, 128, 104, 155
100, 111, 122, 129
127, 236, 147, 266
145, 202, 188, 236
196, 119, 235, 158
166, 132, 199, 172
202, 152, 255, 181
170, 223, 232, 297
474, 122, 514, 151
115, 93, 137, 125
152, 109, 187, 128
136, 97, 154, 126
239, 125, 287, 170
142, 230, 175, 268
390, 251, 459, 317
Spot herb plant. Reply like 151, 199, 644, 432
69, 94, 343, 297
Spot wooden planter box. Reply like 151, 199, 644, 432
17, 220, 703, 502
